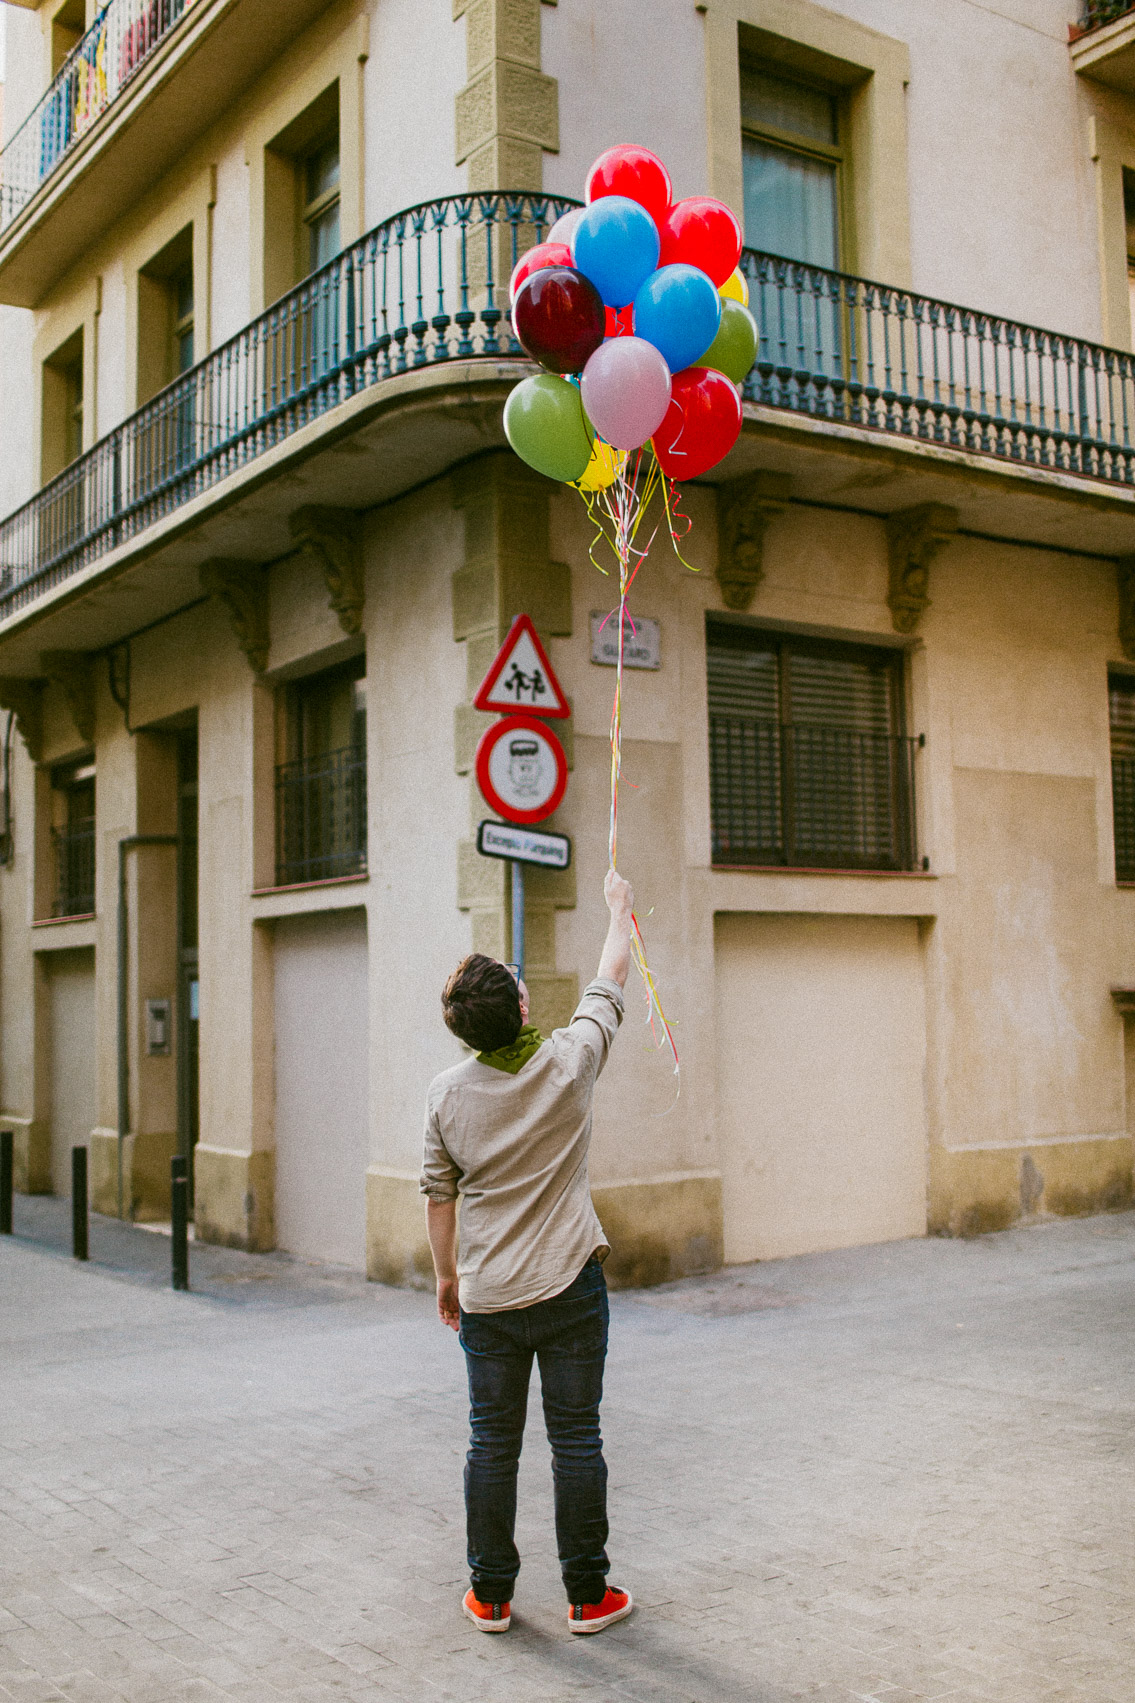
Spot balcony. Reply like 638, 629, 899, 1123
1071, 3, 1135, 92
0, 0, 336, 307
2, 191, 1135, 671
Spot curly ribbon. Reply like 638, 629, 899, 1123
580, 448, 684, 1084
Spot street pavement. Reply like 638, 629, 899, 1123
1, 1193, 1133, 1702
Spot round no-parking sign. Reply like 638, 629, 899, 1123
475, 714, 568, 825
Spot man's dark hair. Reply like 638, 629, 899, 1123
442, 954, 522, 1053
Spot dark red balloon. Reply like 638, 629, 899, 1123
509, 241, 572, 304
652, 367, 742, 480
604, 304, 634, 339
512, 266, 605, 374
586, 145, 673, 226
657, 197, 743, 288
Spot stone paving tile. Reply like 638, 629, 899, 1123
3, 1206, 1135, 1700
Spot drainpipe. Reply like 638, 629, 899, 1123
117, 834, 178, 1220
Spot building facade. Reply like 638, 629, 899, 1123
2, 0, 1135, 1282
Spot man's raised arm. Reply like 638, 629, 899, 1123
597, 869, 634, 989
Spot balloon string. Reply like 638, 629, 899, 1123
595, 453, 679, 1083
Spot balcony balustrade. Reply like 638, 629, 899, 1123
1079, 3, 1135, 31
1, 192, 1135, 631
0, 0, 195, 232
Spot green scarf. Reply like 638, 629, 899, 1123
478, 1023, 545, 1075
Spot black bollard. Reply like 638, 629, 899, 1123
71, 1145, 88, 1261
0, 1129, 12, 1235
171, 1154, 189, 1292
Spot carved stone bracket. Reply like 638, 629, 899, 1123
200, 558, 270, 673
0, 677, 44, 762
715, 472, 792, 611
885, 504, 958, 635
290, 505, 365, 635
1118, 557, 1135, 660
41, 650, 94, 745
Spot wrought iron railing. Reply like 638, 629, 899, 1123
3, 194, 1135, 630
0, 191, 576, 624
1079, 2, 1135, 30
740, 251, 1135, 485
52, 821, 96, 916
709, 715, 921, 871
0, 0, 194, 231
1112, 753, 1135, 882
276, 745, 367, 886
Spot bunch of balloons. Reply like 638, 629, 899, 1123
503, 145, 756, 488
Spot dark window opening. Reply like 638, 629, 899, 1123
51, 757, 95, 916
707, 620, 919, 871
1110, 673, 1135, 883
276, 659, 366, 886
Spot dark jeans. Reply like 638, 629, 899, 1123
459, 1255, 610, 1605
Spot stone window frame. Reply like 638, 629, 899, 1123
702, 0, 912, 287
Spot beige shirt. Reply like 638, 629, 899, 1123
420, 978, 624, 1313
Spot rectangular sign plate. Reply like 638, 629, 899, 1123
477, 819, 572, 870
589, 611, 661, 670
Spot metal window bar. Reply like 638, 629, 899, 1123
709, 715, 919, 871
1113, 754, 1135, 882
52, 820, 95, 916
1079, 3, 1135, 30
5, 196, 1135, 625
275, 744, 367, 886
0, 0, 194, 230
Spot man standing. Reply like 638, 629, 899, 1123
421, 869, 635, 1635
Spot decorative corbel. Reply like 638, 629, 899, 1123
0, 677, 44, 762
715, 472, 792, 611
200, 558, 270, 673
1117, 557, 1135, 660
290, 505, 365, 635
885, 504, 958, 635
41, 650, 95, 746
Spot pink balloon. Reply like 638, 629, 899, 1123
580, 337, 672, 452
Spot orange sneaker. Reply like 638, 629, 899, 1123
462, 1587, 510, 1632
568, 1585, 633, 1633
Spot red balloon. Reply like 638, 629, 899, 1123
652, 367, 742, 480
509, 241, 573, 304
604, 304, 634, 339
512, 266, 606, 374
586, 145, 673, 226
657, 197, 742, 288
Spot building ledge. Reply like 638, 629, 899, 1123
31, 914, 97, 949
1071, 8, 1135, 92
251, 873, 369, 921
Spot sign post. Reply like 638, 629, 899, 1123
472, 617, 571, 979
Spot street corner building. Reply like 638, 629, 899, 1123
1, 0, 1135, 1284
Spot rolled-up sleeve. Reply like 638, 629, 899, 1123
420, 1099, 461, 1201
556, 977, 625, 1080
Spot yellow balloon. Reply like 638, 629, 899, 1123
720, 267, 750, 308
574, 438, 626, 492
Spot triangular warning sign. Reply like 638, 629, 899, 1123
473, 614, 570, 718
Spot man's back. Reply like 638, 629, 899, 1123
422, 978, 624, 1313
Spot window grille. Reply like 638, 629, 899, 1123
51, 764, 95, 916
707, 621, 920, 871
275, 664, 366, 886
1110, 673, 1135, 882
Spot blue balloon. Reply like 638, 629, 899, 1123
571, 196, 661, 309
632, 264, 722, 376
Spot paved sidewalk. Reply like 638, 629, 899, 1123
2, 1198, 1133, 1703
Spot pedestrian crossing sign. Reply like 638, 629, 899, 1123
473, 613, 570, 718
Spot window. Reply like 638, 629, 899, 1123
740, 63, 843, 269
276, 659, 366, 886
50, 758, 95, 917
137, 229, 197, 486
42, 329, 84, 478
1110, 674, 1135, 882
707, 621, 919, 871
302, 138, 341, 276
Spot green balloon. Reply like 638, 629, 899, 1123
699, 299, 758, 385
504, 373, 593, 483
